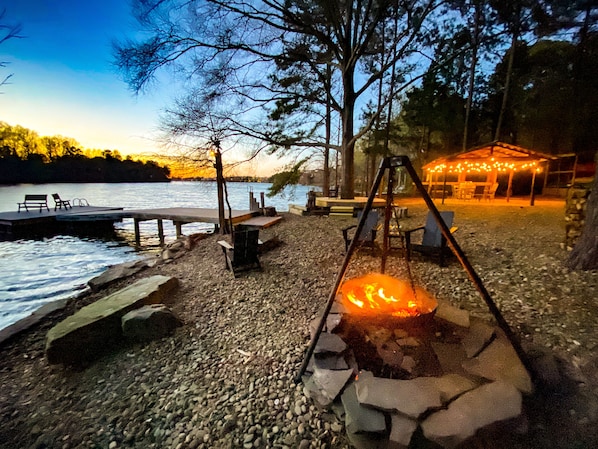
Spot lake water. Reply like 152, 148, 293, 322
0, 181, 317, 331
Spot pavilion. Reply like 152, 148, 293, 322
422, 141, 559, 205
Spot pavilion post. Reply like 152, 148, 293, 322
506, 170, 514, 202
441, 169, 448, 204
530, 169, 537, 206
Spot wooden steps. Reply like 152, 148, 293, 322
329, 206, 355, 217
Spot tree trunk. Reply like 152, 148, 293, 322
463, 4, 481, 151
567, 153, 598, 270
494, 31, 517, 142
341, 66, 356, 199
323, 64, 332, 197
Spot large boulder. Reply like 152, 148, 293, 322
46, 275, 178, 365
121, 304, 182, 341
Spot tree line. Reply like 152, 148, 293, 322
113, 0, 596, 198
0, 122, 170, 184
380, 35, 598, 167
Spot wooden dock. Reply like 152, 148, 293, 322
0, 206, 281, 243
314, 196, 387, 209
0, 206, 123, 240
290, 196, 388, 216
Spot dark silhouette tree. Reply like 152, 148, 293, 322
114, 0, 462, 199
0, 8, 23, 90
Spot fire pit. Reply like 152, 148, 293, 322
330, 273, 442, 379
339, 273, 438, 327
298, 156, 533, 449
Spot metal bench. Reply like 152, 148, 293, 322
17, 194, 50, 213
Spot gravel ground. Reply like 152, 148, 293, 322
0, 197, 597, 449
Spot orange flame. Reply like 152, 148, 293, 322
339, 273, 437, 318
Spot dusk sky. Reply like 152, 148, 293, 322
0, 0, 175, 156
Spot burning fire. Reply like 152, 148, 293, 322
339, 273, 438, 318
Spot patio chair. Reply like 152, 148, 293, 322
400, 211, 458, 266
217, 228, 262, 277
430, 184, 453, 199
484, 183, 499, 201
473, 185, 486, 201
52, 193, 72, 210
342, 209, 379, 252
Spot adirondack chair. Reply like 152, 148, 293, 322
52, 193, 72, 210
342, 209, 379, 252
217, 228, 262, 277
401, 211, 457, 266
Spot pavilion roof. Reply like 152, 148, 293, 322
423, 141, 559, 173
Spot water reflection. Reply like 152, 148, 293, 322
0, 181, 319, 330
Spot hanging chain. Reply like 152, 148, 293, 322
391, 167, 418, 302
402, 238, 418, 302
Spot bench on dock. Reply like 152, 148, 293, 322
17, 194, 50, 213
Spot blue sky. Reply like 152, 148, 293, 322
0, 0, 172, 155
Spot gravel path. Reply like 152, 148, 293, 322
0, 198, 597, 449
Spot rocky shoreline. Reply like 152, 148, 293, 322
0, 198, 597, 449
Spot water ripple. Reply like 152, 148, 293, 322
0, 181, 317, 331
0, 235, 138, 330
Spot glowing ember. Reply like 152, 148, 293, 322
339, 273, 438, 318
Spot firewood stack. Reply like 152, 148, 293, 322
564, 184, 590, 249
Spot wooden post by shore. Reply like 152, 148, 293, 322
157, 219, 164, 245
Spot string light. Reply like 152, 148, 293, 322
426, 160, 539, 174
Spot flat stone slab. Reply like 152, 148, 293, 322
389, 414, 418, 449
421, 381, 522, 448
355, 371, 442, 418
355, 371, 477, 419
341, 383, 386, 435
314, 332, 347, 354
314, 353, 350, 370
46, 275, 178, 365
326, 313, 342, 332
88, 259, 149, 291
311, 367, 354, 405
462, 320, 496, 358
462, 338, 533, 394
435, 300, 470, 328
433, 374, 478, 402
0, 298, 69, 346
431, 342, 469, 377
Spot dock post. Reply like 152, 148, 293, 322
134, 219, 141, 246
175, 221, 183, 238
157, 219, 164, 245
